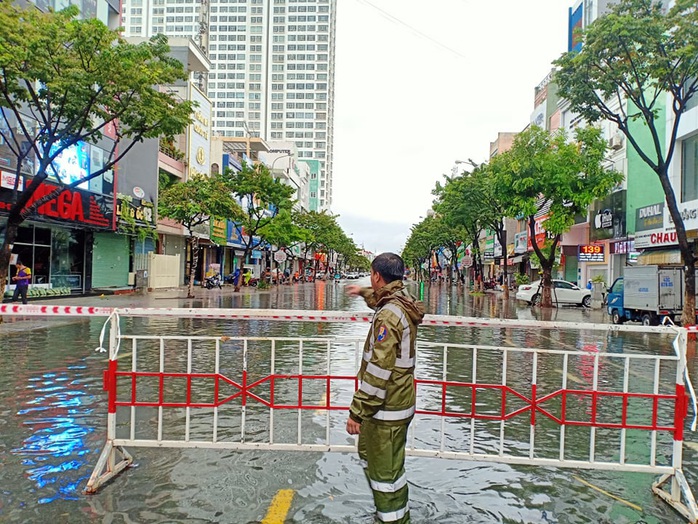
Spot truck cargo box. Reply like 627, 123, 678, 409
623, 265, 683, 311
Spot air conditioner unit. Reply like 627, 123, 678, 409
609, 134, 623, 150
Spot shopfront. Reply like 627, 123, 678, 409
1, 174, 115, 294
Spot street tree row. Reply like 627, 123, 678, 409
405, 0, 698, 317
158, 161, 366, 297
403, 126, 622, 307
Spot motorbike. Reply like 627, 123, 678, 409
483, 279, 497, 290
204, 274, 222, 289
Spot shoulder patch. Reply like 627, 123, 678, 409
376, 325, 388, 342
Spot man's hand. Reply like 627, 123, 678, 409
346, 418, 361, 435
345, 285, 361, 297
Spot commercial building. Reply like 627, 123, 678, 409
120, 0, 337, 211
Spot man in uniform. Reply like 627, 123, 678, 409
345, 252, 425, 524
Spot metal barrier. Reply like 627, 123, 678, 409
1, 305, 697, 522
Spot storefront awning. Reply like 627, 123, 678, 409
636, 249, 682, 265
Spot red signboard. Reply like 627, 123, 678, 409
0, 178, 114, 229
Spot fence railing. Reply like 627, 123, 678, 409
1, 305, 696, 522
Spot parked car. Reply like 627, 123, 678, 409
516, 279, 591, 307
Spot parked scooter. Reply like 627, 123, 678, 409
204, 274, 222, 289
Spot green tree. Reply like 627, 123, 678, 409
433, 174, 486, 288
0, 4, 193, 294
294, 210, 344, 278
491, 126, 622, 308
554, 0, 698, 324
158, 174, 243, 298
402, 215, 453, 283
225, 162, 295, 290
263, 208, 306, 283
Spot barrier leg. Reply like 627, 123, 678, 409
84, 441, 133, 494
652, 470, 698, 523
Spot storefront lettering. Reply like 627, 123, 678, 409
639, 204, 662, 218
650, 232, 677, 244
29, 184, 85, 222
193, 111, 209, 139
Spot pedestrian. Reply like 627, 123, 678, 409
345, 252, 425, 524
11, 260, 31, 304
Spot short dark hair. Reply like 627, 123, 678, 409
371, 252, 404, 283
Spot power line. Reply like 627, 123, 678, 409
354, 0, 469, 60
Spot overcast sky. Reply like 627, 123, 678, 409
331, 0, 569, 255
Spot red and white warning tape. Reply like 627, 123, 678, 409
0, 303, 682, 333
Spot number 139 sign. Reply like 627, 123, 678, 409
578, 244, 605, 262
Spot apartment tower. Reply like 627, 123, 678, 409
121, 0, 337, 211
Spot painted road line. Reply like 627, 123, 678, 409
261, 489, 294, 524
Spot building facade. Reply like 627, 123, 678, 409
120, 0, 337, 211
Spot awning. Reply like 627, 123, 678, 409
636, 248, 682, 265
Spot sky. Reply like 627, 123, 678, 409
331, 0, 570, 255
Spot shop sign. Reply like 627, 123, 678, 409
634, 230, 678, 249
636, 202, 664, 232
527, 215, 549, 251
590, 190, 626, 241
210, 218, 227, 246
0, 178, 113, 229
665, 198, 698, 232
274, 250, 287, 263
578, 244, 605, 262
514, 231, 528, 254
0, 170, 22, 191
116, 195, 154, 228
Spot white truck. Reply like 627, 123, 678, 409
606, 265, 697, 325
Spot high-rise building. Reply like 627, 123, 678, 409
121, 0, 337, 211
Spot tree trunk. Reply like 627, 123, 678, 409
187, 236, 200, 298
540, 264, 554, 308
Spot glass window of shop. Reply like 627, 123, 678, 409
8, 223, 85, 290
682, 134, 698, 202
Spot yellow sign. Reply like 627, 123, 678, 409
196, 147, 205, 165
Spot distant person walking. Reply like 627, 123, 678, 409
11, 260, 31, 304
345, 252, 425, 523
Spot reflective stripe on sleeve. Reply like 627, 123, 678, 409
376, 504, 409, 522
373, 405, 415, 421
366, 362, 391, 381
359, 381, 386, 399
369, 473, 407, 493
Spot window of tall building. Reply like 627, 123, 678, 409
682, 135, 698, 202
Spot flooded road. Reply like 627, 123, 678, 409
1, 280, 697, 523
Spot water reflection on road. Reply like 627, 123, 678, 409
0, 280, 695, 523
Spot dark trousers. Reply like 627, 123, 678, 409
12, 285, 28, 304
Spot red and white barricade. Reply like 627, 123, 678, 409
2, 305, 696, 522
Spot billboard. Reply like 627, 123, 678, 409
188, 85, 212, 179
568, 4, 584, 52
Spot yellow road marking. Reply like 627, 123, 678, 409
572, 475, 642, 512
262, 489, 294, 524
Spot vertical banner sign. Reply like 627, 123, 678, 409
188, 85, 212, 179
